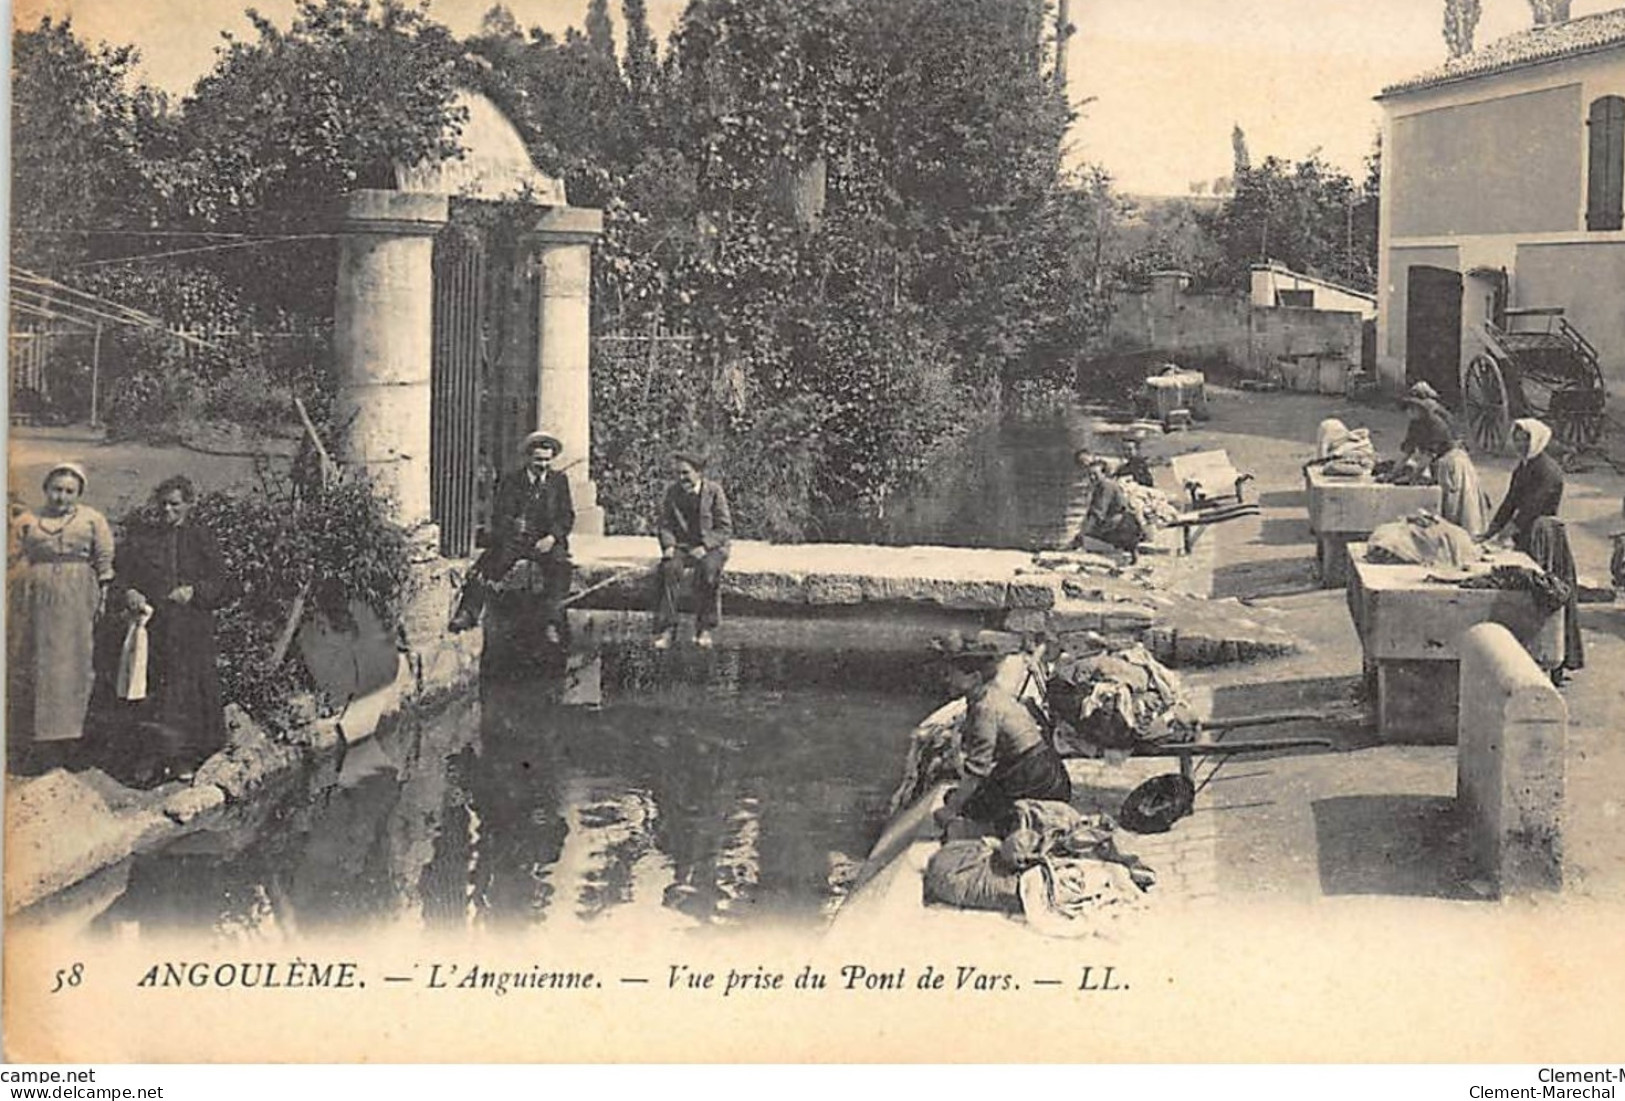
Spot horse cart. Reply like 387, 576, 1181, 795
1462, 308, 1607, 453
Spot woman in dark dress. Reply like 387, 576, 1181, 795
1483, 418, 1564, 554
1068, 452, 1145, 560
934, 652, 1071, 834
109, 476, 229, 778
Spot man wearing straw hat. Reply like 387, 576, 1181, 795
449, 431, 574, 643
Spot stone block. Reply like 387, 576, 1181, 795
164, 785, 227, 825
1145, 626, 1177, 661
1102, 607, 1155, 632
1057, 630, 1108, 653
399, 559, 462, 649
861, 575, 1008, 609
1456, 623, 1567, 896
1002, 607, 1049, 634
196, 707, 303, 803
1174, 632, 1220, 666
1006, 578, 1059, 610
804, 574, 865, 605
1049, 599, 1112, 632
1306, 473, 1439, 535
725, 570, 807, 604
1317, 534, 1355, 588
5, 771, 168, 914
1576, 579, 1615, 603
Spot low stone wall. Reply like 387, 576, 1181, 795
539, 536, 1301, 668
4, 558, 483, 917
1456, 623, 1567, 896
1105, 282, 1362, 389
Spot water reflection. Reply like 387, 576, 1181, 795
88, 642, 930, 941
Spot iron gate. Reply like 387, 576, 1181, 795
430, 211, 543, 558
430, 230, 486, 557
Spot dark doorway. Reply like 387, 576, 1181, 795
1405, 265, 1463, 406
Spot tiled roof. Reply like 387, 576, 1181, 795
1380, 7, 1625, 97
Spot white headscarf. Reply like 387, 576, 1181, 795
1512, 418, 1551, 461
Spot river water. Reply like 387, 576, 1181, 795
82, 412, 1085, 939
843, 409, 1089, 550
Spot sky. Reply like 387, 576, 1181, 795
10, 0, 1624, 195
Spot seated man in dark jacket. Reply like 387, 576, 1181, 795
449, 431, 574, 642
653, 452, 732, 649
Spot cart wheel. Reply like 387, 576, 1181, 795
1463, 354, 1510, 455
1119, 773, 1196, 834
1553, 408, 1588, 448
1549, 388, 1608, 448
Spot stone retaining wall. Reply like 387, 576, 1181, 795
4, 559, 482, 917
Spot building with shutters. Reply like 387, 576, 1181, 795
1375, 8, 1625, 401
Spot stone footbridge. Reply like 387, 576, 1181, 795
494, 535, 1301, 667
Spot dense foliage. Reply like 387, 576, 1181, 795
14, 0, 1114, 538
121, 473, 415, 729
463, 0, 1107, 535
1202, 151, 1379, 293
1121, 142, 1380, 297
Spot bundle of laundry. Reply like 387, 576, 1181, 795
1118, 478, 1182, 531
1311, 418, 1377, 476
887, 708, 966, 815
1366, 510, 1479, 569
1047, 642, 1199, 753
922, 799, 1155, 933
1454, 564, 1572, 615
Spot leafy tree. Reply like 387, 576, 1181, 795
1109, 193, 1224, 290
586, 0, 616, 60
479, 3, 522, 38
152, 0, 469, 328
1444, 0, 1482, 57
1205, 151, 1374, 292
1231, 124, 1250, 174
622, 0, 659, 101
10, 17, 168, 271
172, 0, 465, 225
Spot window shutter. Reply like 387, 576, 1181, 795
1586, 96, 1625, 232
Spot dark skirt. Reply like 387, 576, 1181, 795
95, 603, 226, 778
962, 740, 1072, 833
1086, 513, 1145, 553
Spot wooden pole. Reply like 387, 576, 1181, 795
269, 397, 338, 668
89, 323, 103, 427
293, 395, 337, 486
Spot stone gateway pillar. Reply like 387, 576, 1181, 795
532, 206, 606, 536
332, 190, 450, 531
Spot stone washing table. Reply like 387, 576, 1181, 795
1304, 467, 1441, 587
1345, 544, 1563, 743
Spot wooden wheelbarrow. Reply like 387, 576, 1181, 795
1162, 449, 1261, 554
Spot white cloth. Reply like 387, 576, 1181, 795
1514, 417, 1552, 460
1432, 446, 1493, 538
1316, 418, 1349, 459
1314, 419, 1376, 473
116, 604, 155, 701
